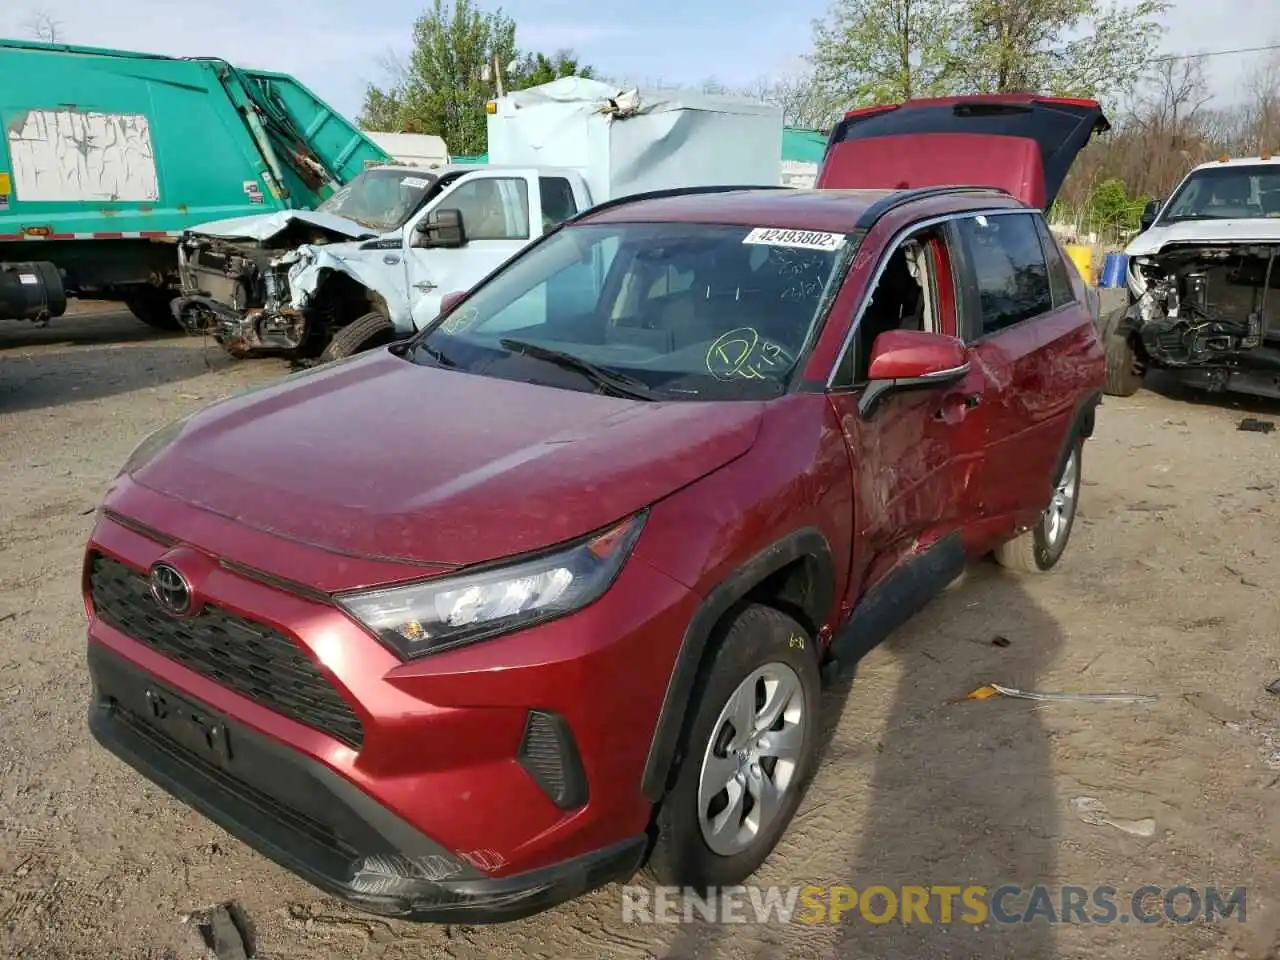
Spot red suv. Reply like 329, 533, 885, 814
84, 96, 1108, 923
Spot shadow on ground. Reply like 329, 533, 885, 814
0, 312, 179, 350
0, 313, 243, 414
658, 560, 1065, 960
1143, 370, 1280, 419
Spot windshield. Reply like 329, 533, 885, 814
316, 168, 436, 231
411, 221, 852, 400
1160, 166, 1280, 222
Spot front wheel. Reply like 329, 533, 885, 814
1104, 329, 1144, 397
648, 604, 821, 890
993, 441, 1083, 573
317, 311, 396, 364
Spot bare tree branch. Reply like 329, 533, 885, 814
24, 8, 63, 43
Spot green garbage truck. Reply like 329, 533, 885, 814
0, 38, 388, 328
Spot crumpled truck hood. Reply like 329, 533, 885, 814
130, 351, 763, 568
280, 241, 412, 328
186, 209, 378, 243
1126, 218, 1280, 256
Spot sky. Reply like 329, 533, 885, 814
1, 0, 1277, 124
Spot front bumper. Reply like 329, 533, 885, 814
88, 643, 647, 923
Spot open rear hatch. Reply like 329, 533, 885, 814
816, 94, 1110, 209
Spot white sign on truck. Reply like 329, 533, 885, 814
7, 109, 160, 202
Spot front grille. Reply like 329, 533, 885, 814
89, 553, 364, 749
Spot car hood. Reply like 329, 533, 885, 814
186, 209, 377, 244
129, 351, 763, 568
817, 95, 1110, 209
1126, 217, 1280, 256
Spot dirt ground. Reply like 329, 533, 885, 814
1, 306, 1278, 960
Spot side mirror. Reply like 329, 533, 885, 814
439, 290, 466, 314
414, 208, 466, 248
858, 330, 971, 419
1139, 199, 1160, 231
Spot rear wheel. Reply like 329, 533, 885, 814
994, 442, 1082, 573
317, 311, 395, 363
648, 604, 821, 890
124, 288, 181, 331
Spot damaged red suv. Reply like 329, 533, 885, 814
85, 95, 1108, 922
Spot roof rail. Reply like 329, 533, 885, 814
567, 183, 793, 224
854, 185, 1014, 229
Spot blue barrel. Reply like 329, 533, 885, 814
1100, 252, 1128, 288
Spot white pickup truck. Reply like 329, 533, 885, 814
173, 76, 783, 361
173, 163, 596, 360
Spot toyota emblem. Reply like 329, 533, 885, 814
149, 562, 196, 617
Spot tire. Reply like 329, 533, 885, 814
125, 289, 182, 331
994, 440, 1083, 573
317, 311, 395, 363
1104, 328, 1144, 397
648, 604, 822, 891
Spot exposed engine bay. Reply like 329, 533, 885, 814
1126, 243, 1280, 392
174, 221, 372, 358
172, 166, 438, 358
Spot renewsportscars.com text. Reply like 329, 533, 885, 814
621, 884, 1247, 925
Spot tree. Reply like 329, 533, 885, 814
954, 0, 1171, 100
357, 0, 593, 155
1088, 177, 1147, 235
509, 50, 595, 88
24, 8, 63, 43
744, 75, 842, 131
809, 0, 1171, 109
808, 0, 967, 106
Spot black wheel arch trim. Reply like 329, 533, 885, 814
1051, 388, 1101, 490
640, 527, 836, 802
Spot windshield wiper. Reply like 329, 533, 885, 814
499, 338, 656, 401
413, 340, 458, 368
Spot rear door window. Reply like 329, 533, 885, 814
539, 177, 579, 229
1034, 216, 1077, 308
954, 212, 1053, 338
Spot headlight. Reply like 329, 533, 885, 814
116, 414, 193, 478
337, 512, 647, 659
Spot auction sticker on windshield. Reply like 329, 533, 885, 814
743, 228, 845, 251
402, 177, 431, 189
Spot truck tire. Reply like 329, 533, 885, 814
125, 289, 182, 331
318, 312, 395, 363
1104, 329, 1143, 397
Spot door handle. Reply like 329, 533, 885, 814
414, 280, 437, 292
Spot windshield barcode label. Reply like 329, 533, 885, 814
742, 228, 845, 251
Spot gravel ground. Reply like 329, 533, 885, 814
1, 307, 1278, 960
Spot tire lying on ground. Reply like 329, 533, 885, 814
318, 312, 397, 363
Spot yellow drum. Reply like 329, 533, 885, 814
1064, 244, 1096, 286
